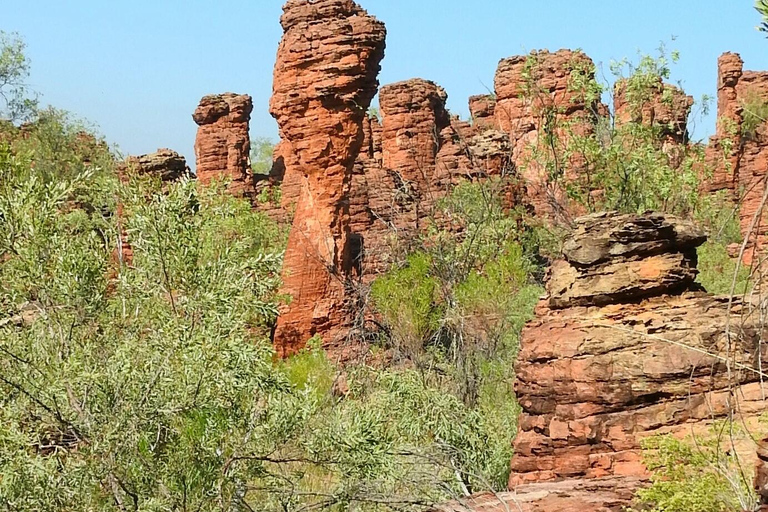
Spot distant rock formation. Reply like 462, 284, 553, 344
492, 49, 603, 219
704, 53, 768, 263
123, 148, 190, 182
613, 78, 693, 146
269, 0, 386, 357
193, 93, 253, 196
509, 211, 768, 500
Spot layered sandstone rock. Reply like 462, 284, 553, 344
193, 93, 253, 196
510, 211, 768, 491
270, 0, 386, 357
492, 50, 602, 219
704, 53, 768, 262
123, 148, 190, 182
614, 78, 693, 145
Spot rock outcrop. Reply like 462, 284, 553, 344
269, 0, 386, 357
348, 79, 513, 279
614, 78, 693, 146
704, 53, 768, 262
509, 211, 768, 501
492, 50, 602, 219
193, 93, 253, 196
123, 148, 190, 182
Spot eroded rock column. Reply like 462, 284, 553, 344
510, 212, 768, 489
270, 0, 386, 356
493, 49, 603, 219
193, 93, 253, 196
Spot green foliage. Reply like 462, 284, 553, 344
370, 252, 442, 353
758, 0, 768, 34
369, 179, 542, 489
279, 337, 336, 402
0, 31, 37, 121
740, 90, 768, 139
633, 434, 756, 512
251, 136, 275, 176
694, 192, 752, 294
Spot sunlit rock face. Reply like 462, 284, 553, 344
194, 93, 253, 197
269, 0, 386, 357
510, 211, 768, 493
704, 53, 768, 264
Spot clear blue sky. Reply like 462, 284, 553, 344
5, 1, 768, 167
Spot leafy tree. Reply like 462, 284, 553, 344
758, 0, 768, 34
0, 32, 37, 122
251, 136, 275, 176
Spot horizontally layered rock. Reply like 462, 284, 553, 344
123, 148, 190, 182
704, 53, 768, 263
510, 212, 768, 495
269, 0, 386, 356
492, 50, 602, 219
193, 93, 253, 196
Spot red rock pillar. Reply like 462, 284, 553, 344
270, 0, 386, 357
193, 93, 253, 197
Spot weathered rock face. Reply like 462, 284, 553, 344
468, 94, 497, 129
270, 0, 386, 357
492, 50, 602, 219
614, 78, 693, 150
193, 93, 253, 196
347, 79, 513, 279
510, 211, 768, 493
704, 53, 768, 263
123, 148, 190, 182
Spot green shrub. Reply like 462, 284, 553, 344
633, 433, 756, 512
741, 90, 768, 139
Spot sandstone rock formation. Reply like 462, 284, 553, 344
193, 93, 253, 196
492, 50, 602, 219
510, 211, 768, 493
269, 0, 386, 357
704, 53, 768, 262
614, 78, 693, 145
347, 78, 513, 279
123, 148, 190, 182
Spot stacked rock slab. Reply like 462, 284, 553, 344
269, 0, 386, 357
704, 53, 768, 263
123, 148, 190, 182
193, 93, 253, 197
509, 212, 768, 502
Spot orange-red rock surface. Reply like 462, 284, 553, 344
269, 0, 386, 357
193, 93, 253, 196
492, 50, 602, 219
510, 212, 768, 492
704, 53, 768, 263
614, 78, 693, 145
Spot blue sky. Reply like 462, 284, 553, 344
5, 1, 768, 167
